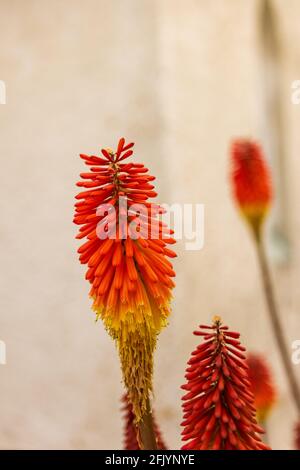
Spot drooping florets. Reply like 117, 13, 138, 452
74, 138, 176, 421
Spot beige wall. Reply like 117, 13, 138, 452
0, 0, 299, 449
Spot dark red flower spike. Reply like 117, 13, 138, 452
181, 316, 270, 450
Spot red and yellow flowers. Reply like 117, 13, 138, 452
181, 317, 270, 450
230, 139, 272, 237
74, 138, 176, 421
247, 353, 277, 423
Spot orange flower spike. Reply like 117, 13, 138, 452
230, 139, 273, 238
181, 317, 270, 450
246, 353, 277, 423
121, 394, 167, 450
74, 138, 176, 422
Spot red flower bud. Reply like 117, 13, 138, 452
230, 139, 272, 236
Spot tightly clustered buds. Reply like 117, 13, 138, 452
247, 353, 276, 423
181, 317, 270, 450
230, 139, 272, 237
121, 394, 167, 450
74, 138, 176, 421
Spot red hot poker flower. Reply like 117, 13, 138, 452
74, 138, 176, 422
181, 317, 270, 450
246, 353, 276, 423
230, 139, 273, 237
121, 394, 167, 450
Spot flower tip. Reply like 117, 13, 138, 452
117, 137, 125, 152
212, 315, 222, 325
101, 148, 113, 161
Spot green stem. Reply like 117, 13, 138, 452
255, 232, 300, 413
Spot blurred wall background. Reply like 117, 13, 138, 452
0, 0, 299, 449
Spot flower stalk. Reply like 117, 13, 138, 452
230, 138, 300, 415
254, 232, 300, 413
137, 397, 158, 450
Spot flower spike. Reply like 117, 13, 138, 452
74, 138, 176, 429
181, 317, 270, 450
230, 139, 272, 238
